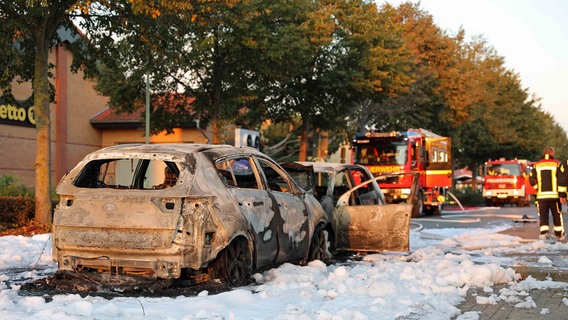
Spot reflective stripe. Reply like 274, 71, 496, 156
540, 225, 550, 232
536, 191, 559, 199
534, 159, 560, 199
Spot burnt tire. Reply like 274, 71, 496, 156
215, 238, 252, 286
308, 224, 328, 262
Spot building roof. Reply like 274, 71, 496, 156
90, 94, 198, 129
453, 168, 472, 181
90, 107, 145, 129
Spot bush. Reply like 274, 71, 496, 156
0, 196, 35, 228
0, 174, 33, 197
0, 174, 35, 231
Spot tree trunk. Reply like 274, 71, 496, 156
33, 30, 52, 225
298, 114, 310, 161
210, 89, 221, 144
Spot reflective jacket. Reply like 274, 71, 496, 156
529, 156, 561, 200
559, 159, 568, 197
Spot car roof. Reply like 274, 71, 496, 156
84, 143, 264, 160
296, 161, 367, 174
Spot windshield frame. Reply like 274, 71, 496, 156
354, 140, 408, 166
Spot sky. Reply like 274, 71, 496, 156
382, 0, 568, 134
2, 212, 568, 319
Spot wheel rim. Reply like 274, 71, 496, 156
224, 239, 250, 285
310, 227, 327, 261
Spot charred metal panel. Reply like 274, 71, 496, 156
230, 190, 275, 234
53, 195, 227, 278
333, 203, 412, 252
227, 188, 279, 267
176, 196, 231, 270
332, 172, 417, 253
54, 195, 182, 249
270, 191, 309, 263
55, 227, 178, 249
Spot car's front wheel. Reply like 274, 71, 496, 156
215, 237, 252, 286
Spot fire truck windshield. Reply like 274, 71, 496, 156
485, 164, 521, 176
355, 141, 408, 165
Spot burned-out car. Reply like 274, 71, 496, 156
52, 144, 329, 285
284, 162, 417, 253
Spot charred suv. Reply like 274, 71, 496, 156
52, 144, 329, 285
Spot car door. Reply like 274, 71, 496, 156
256, 157, 310, 263
333, 172, 417, 252
215, 156, 280, 268
348, 166, 385, 206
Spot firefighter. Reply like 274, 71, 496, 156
558, 157, 568, 213
529, 147, 565, 241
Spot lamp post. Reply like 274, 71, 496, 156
145, 68, 150, 144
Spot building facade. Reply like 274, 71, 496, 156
1, 39, 210, 189
1, 41, 105, 188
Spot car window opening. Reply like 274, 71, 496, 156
73, 158, 180, 190
215, 158, 259, 189
257, 158, 291, 193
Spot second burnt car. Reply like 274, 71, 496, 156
284, 162, 416, 253
52, 144, 329, 286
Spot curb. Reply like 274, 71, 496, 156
515, 265, 568, 282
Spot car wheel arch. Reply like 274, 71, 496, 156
210, 234, 255, 285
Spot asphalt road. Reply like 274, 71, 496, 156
412, 204, 545, 231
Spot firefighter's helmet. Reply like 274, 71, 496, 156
544, 146, 555, 157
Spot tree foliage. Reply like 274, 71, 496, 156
1, 0, 568, 213
76, 0, 568, 166
349, 2, 568, 169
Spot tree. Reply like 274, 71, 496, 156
0, 0, 179, 224
261, 0, 416, 160
447, 35, 567, 169
322, 1, 415, 142
362, 2, 568, 168
0, 0, 79, 225
75, 0, 314, 145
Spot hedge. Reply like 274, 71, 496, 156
0, 196, 35, 228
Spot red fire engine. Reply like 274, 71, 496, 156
482, 158, 535, 207
352, 128, 452, 217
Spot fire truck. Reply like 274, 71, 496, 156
352, 128, 452, 217
482, 158, 535, 207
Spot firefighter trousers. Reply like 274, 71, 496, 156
536, 198, 564, 237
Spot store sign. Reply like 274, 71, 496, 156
0, 98, 35, 128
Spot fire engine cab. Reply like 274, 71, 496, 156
352, 128, 452, 217
482, 158, 535, 207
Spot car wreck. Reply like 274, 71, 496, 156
52, 144, 329, 286
283, 162, 418, 253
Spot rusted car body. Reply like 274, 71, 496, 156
52, 144, 328, 285
286, 162, 417, 252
